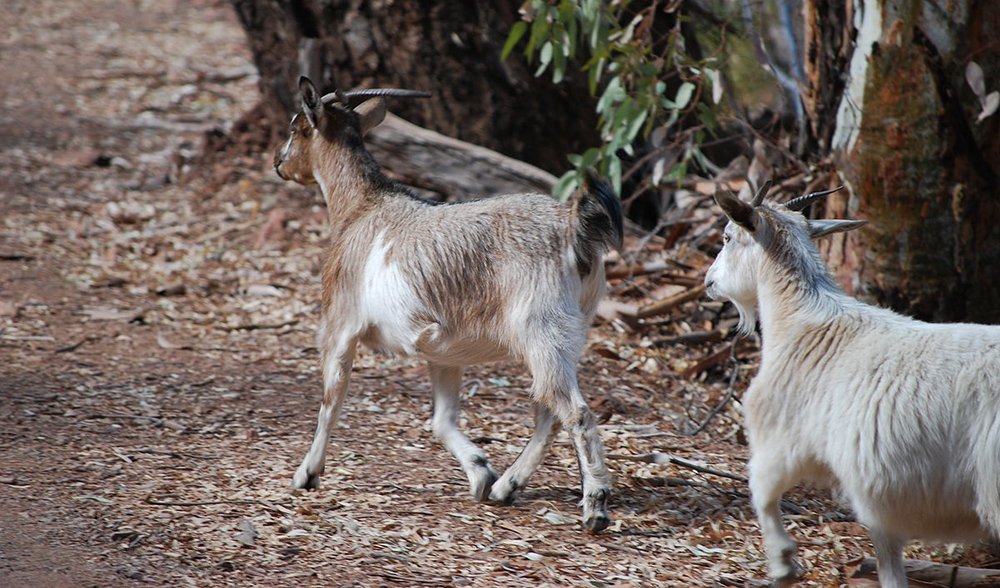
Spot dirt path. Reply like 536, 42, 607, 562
5, 1, 987, 587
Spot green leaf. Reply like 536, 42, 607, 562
552, 40, 566, 83
566, 13, 578, 56
607, 154, 622, 197
664, 107, 680, 129
588, 57, 605, 95
526, 12, 550, 57
501, 21, 527, 61
674, 82, 695, 110
540, 41, 553, 67
624, 108, 648, 142
596, 76, 622, 114
697, 102, 718, 131
589, 16, 604, 50
553, 170, 580, 202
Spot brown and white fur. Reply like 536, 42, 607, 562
273, 77, 623, 532
705, 185, 1000, 587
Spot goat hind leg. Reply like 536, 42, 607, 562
293, 333, 357, 490
563, 400, 612, 533
532, 368, 611, 533
430, 364, 497, 501
488, 403, 559, 505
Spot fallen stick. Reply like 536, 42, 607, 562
636, 285, 707, 319
682, 339, 754, 379
55, 336, 99, 353
652, 330, 726, 346
369, 113, 558, 199
688, 339, 741, 435
219, 319, 299, 332
606, 262, 698, 283
847, 556, 1000, 587
608, 452, 747, 482
146, 497, 291, 507
134, 448, 216, 460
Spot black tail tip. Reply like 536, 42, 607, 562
583, 174, 623, 250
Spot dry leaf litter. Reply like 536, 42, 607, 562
1, 1, 996, 586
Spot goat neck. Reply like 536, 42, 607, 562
752, 207, 855, 343
310, 131, 397, 233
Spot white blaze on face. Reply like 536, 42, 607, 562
279, 133, 293, 161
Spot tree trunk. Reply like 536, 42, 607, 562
805, 0, 1000, 323
227, 0, 599, 176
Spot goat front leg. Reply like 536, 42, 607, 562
489, 403, 560, 505
430, 364, 498, 501
748, 452, 801, 585
869, 526, 908, 588
293, 332, 358, 490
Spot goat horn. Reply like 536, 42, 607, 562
321, 88, 432, 106
317, 89, 349, 105
343, 88, 432, 99
785, 185, 845, 212
750, 179, 773, 207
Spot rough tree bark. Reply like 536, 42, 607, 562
804, 0, 1000, 323
227, 0, 598, 176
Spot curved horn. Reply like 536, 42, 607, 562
750, 179, 773, 207
321, 88, 431, 106
343, 88, 432, 99
317, 89, 349, 105
785, 185, 844, 212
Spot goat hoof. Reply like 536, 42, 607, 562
472, 468, 498, 503
770, 561, 803, 587
292, 469, 321, 490
583, 513, 611, 534
488, 479, 519, 505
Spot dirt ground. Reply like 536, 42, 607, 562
1, 1, 995, 587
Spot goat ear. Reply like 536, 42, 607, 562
355, 98, 387, 135
807, 219, 866, 239
298, 76, 323, 128
715, 190, 758, 232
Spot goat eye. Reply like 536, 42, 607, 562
723, 234, 731, 244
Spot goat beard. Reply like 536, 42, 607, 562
730, 299, 758, 337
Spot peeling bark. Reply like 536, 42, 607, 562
809, 0, 1000, 322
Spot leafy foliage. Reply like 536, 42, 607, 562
504, 0, 725, 200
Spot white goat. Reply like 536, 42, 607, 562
272, 77, 622, 532
704, 184, 1000, 587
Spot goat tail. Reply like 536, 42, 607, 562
570, 174, 623, 276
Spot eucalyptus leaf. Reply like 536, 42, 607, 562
675, 82, 695, 110
966, 61, 986, 98
977, 91, 999, 123
501, 21, 527, 61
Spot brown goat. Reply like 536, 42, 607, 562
274, 77, 622, 532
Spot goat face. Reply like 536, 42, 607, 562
273, 77, 387, 186
274, 111, 318, 185
705, 188, 866, 333
705, 216, 764, 333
